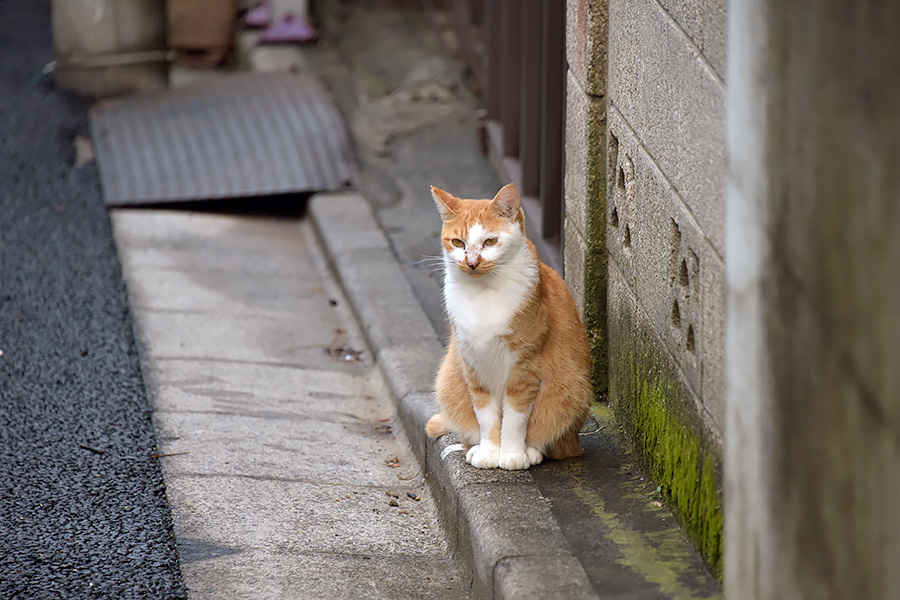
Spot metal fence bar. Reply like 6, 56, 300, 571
499, 0, 521, 157
468, 0, 482, 24
485, 0, 502, 118
519, 0, 544, 197
539, 0, 565, 244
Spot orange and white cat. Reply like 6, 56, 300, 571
425, 183, 593, 470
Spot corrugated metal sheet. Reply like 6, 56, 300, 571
90, 71, 356, 205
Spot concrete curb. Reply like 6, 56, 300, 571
308, 193, 599, 600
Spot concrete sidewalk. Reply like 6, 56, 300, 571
112, 208, 469, 598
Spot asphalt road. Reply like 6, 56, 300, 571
0, 2, 187, 598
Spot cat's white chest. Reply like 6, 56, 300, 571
450, 292, 517, 395
445, 266, 535, 395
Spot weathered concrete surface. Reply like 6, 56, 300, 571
566, 0, 609, 97
725, 1, 900, 598
113, 210, 470, 599
656, 0, 728, 80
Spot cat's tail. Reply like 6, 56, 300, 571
545, 422, 584, 460
425, 413, 451, 438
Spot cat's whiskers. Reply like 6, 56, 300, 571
414, 254, 445, 271
415, 255, 451, 282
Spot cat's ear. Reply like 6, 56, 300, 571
491, 183, 521, 220
432, 186, 461, 222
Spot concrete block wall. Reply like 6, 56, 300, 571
565, 0, 726, 576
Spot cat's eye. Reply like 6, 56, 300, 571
484, 237, 498, 247
451, 239, 465, 248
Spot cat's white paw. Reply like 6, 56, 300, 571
526, 446, 544, 466
466, 444, 500, 469
498, 446, 544, 470
499, 451, 532, 470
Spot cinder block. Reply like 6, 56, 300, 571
608, 107, 727, 402
656, 0, 728, 80
606, 258, 637, 384
566, 217, 610, 393
566, 0, 609, 97
608, 0, 726, 255
604, 126, 636, 291
564, 71, 607, 247
654, 0, 702, 54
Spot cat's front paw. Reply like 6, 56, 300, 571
526, 446, 544, 466
466, 444, 500, 469
498, 451, 530, 470
498, 446, 544, 470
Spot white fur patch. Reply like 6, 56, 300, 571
498, 404, 537, 470
466, 223, 486, 248
464, 222, 507, 264
500, 404, 529, 454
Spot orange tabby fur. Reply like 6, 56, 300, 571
425, 183, 593, 468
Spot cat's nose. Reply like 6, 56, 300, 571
468, 263, 477, 270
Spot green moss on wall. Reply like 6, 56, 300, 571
583, 244, 609, 395
609, 328, 724, 581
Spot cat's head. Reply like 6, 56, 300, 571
431, 183, 526, 278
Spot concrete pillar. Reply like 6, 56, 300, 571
52, 0, 168, 97
564, 0, 610, 396
725, 1, 900, 598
